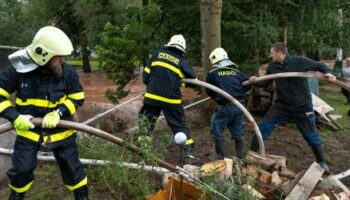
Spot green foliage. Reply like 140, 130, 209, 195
200, 171, 260, 200
80, 136, 159, 199
96, 3, 162, 103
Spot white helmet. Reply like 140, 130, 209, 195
209, 47, 237, 68
27, 26, 73, 66
165, 34, 186, 53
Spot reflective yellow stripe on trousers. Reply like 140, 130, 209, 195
144, 93, 181, 104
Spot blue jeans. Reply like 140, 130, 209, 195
259, 101, 322, 147
211, 104, 245, 141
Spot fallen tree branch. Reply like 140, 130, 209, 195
182, 79, 265, 156
0, 147, 170, 174
242, 72, 350, 92
0, 118, 178, 172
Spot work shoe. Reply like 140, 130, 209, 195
184, 154, 197, 165
249, 135, 259, 152
74, 185, 88, 200
184, 142, 196, 165
317, 161, 330, 174
214, 139, 225, 160
235, 139, 245, 159
9, 190, 25, 200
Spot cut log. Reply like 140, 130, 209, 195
271, 171, 283, 186
285, 162, 324, 200
242, 184, 265, 199
265, 170, 305, 200
308, 193, 330, 200
245, 150, 276, 170
267, 154, 287, 171
319, 176, 350, 193
223, 158, 233, 179
257, 168, 272, 185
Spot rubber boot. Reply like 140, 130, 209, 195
311, 145, 330, 174
183, 143, 196, 165
214, 139, 225, 160
235, 139, 245, 159
74, 185, 89, 200
9, 190, 25, 200
250, 135, 260, 152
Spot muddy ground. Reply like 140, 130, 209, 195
0, 68, 348, 199
78, 70, 350, 187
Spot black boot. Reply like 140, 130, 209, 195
235, 139, 245, 159
214, 139, 225, 160
183, 143, 196, 165
74, 185, 88, 200
9, 190, 25, 200
250, 135, 259, 152
311, 145, 330, 174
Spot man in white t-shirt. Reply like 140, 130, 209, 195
341, 58, 350, 105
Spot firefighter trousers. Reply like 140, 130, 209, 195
138, 104, 191, 139
7, 135, 87, 193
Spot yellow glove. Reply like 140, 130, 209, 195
14, 115, 35, 130
42, 110, 60, 129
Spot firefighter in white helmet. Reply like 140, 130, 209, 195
206, 47, 251, 160
138, 34, 197, 164
0, 26, 88, 200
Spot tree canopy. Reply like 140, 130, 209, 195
1, 0, 350, 102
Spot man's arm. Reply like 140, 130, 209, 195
303, 57, 336, 82
0, 66, 20, 122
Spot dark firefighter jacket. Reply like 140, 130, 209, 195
256, 54, 331, 107
206, 66, 250, 105
0, 64, 84, 148
143, 47, 196, 107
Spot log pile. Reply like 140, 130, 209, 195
240, 151, 350, 200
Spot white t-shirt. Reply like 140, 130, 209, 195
341, 67, 350, 84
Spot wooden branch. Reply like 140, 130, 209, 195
244, 150, 275, 170
182, 78, 265, 156
0, 147, 170, 174
285, 162, 324, 200
242, 72, 350, 92
0, 118, 178, 172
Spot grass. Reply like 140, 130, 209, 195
66, 58, 101, 70
318, 83, 350, 135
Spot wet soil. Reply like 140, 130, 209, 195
78, 69, 350, 187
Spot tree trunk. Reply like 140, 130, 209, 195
81, 38, 91, 73
200, 0, 222, 96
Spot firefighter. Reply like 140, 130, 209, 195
249, 42, 336, 173
206, 47, 251, 160
0, 26, 88, 199
138, 34, 197, 164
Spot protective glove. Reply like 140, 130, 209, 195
42, 110, 60, 129
14, 115, 35, 130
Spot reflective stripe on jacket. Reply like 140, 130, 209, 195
143, 47, 196, 107
206, 66, 250, 105
0, 64, 84, 145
